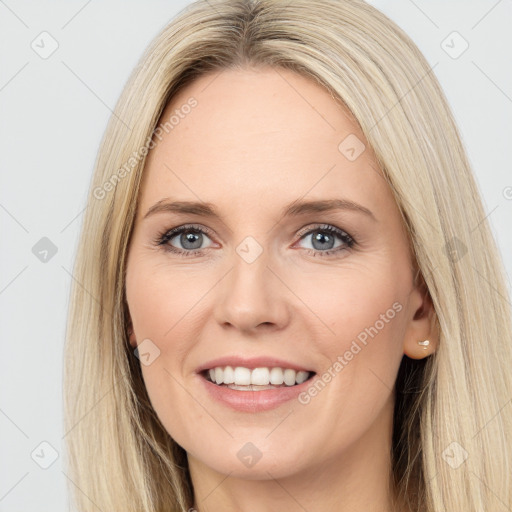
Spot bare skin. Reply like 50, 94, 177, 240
125, 66, 438, 512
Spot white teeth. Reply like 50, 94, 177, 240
283, 369, 296, 386
223, 365, 235, 384
205, 366, 313, 387
295, 370, 309, 384
251, 367, 270, 385
269, 367, 284, 385
233, 366, 251, 385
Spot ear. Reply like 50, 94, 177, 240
402, 273, 439, 360
127, 321, 137, 349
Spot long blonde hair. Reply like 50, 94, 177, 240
63, 1, 512, 510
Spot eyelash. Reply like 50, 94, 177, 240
153, 223, 356, 259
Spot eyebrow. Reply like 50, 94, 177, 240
144, 197, 376, 222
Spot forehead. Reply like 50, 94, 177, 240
138, 67, 392, 219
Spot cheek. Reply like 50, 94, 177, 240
291, 256, 408, 419
291, 254, 409, 350
125, 256, 213, 434
126, 255, 204, 342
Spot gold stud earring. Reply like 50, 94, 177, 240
418, 339, 430, 350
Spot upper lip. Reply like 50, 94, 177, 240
195, 356, 314, 374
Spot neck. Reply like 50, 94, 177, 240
188, 395, 404, 512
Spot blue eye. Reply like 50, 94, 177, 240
296, 224, 355, 257
155, 224, 214, 257
155, 223, 355, 258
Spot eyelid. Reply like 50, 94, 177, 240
295, 223, 352, 240
157, 223, 217, 247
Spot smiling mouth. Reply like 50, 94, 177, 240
201, 366, 316, 390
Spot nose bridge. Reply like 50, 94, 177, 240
214, 235, 288, 331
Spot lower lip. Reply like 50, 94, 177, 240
197, 373, 316, 412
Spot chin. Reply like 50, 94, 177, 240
187, 438, 307, 480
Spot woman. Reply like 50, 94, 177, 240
63, 0, 512, 511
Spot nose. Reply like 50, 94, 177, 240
213, 245, 291, 334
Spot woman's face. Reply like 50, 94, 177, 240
125, 67, 433, 481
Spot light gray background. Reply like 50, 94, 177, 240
1, 1, 511, 510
